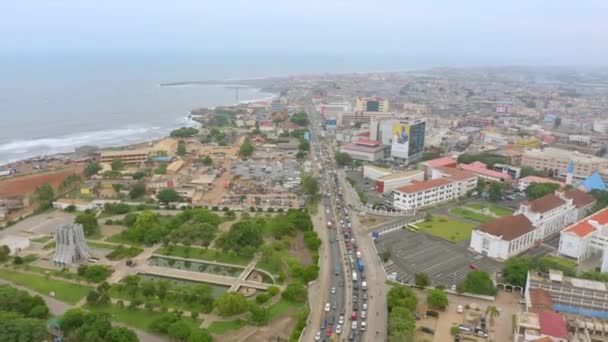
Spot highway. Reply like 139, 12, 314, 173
307, 101, 371, 342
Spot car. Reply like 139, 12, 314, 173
331, 287, 336, 294
457, 305, 463, 313
469, 263, 478, 270
335, 324, 342, 334
353, 295, 357, 303
421, 327, 434, 334
325, 303, 331, 312
426, 310, 439, 318
321, 320, 327, 329
325, 327, 332, 337
362, 292, 367, 301
329, 315, 335, 325
339, 315, 344, 324
351, 321, 358, 330
315, 331, 321, 341
332, 302, 337, 310
351, 311, 357, 320
361, 311, 367, 319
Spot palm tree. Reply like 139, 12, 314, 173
486, 305, 500, 325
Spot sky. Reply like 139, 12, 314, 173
2, 0, 608, 67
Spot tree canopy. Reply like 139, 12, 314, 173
84, 162, 102, 177
129, 183, 146, 199
387, 285, 417, 341
461, 270, 496, 295
239, 137, 255, 157
488, 182, 504, 202
335, 152, 353, 167
290, 112, 309, 126
75, 212, 100, 237
170, 127, 199, 138
427, 289, 448, 309
111, 159, 124, 171
59, 309, 138, 342
157, 189, 181, 203
214, 292, 249, 317
525, 182, 560, 200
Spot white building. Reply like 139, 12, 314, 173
559, 208, 608, 272
470, 189, 595, 260
593, 118, 608, 134
362, 165, 392, 181
374, 170, 424, 194
517, 176, 564, 192
568, 135, 592, 145
319, 102, 352, 116
339, 139, 386, 162
392, 167, 476, 210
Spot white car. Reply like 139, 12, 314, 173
331, 287, 336, 294
325, 303, 331, 312
339, 315, 344, 324
315, 331, 321, 340
335, 324, 342, 334
457, 305, 463, 313
351, 321, 358, 330
362, 303, 367, 311
361, 310, 367, 319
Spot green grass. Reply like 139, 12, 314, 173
415, 216, 474, 242
268, 299, 303, 320
207, 319, 247, 334
450, 208, 495, 223
107, 233, 145, 247
466, 203, 513, 216
0, 269, 92, 304
156, 245, 252, 266
87, 304, 201, 332
31, 235, 52, 243
43, 241, 56, 250
87, 241, 117, 249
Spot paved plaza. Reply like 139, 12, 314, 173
375, 228, 503, 287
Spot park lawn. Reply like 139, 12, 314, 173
415, 216, 474, 242
268, 299, 303, 320
207, 319, 247, 334
0, 270, 92, 304
450, 208, 495, 223
106, 233, 145, 247
466, 203, 513, 216
87, 304, 201, 332
156, 245, 252, 266
87, 241, 117, 250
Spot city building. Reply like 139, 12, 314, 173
458, 161, 512, 183
99, 149, 149, 164
514, 309, 569, 342
493, 163, 522, 179
420, 156, 458, 179
577, 172, 607, 192
569, 135, 592, 145
517, 176, 564, 192
362, 165, 392, 180
462, 117, 493, 127
337, 111, 395, 126
53, 223, 92, 266
374, 170, 424, 193
369, 117, 426, 163
339, 139, 386, 162
319, 102, 352, 116
470, 189, 593, 259
593, 118, 608, 134
270, 100, 285, 113
521, 148, 608, 179
392, 167, 476, 210
526, 269, 608, 320
354, 96, 389, 112
559, 207, 608, 272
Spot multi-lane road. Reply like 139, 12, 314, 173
305, 101, 384, 341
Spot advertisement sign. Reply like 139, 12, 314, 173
391, 123, 409, 158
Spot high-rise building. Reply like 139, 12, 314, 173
355, 97, 390, 112
53, 223, 91, 266
370, 117, 426, 163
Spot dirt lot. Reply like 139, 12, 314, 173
0, 167, 83, 197
289, 231, 313, 265
219, 308, 297, 342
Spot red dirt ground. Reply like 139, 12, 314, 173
0, 167, 83, 197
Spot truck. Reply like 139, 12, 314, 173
358, 260, 364, 272
335, 263, 341, 275
361, 281, 367, 291
352, 271, 358, 282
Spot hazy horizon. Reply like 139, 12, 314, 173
2, 1, 607, 67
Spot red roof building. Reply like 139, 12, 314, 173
538, 311, 568, 340
458, 161, 512, 182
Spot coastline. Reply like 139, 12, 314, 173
0, 86, 277, 166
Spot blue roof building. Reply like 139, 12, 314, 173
577, 172, 607, 192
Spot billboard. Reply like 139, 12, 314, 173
391, 123, 409, 158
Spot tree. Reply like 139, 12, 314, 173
84, 162, 102, 177
86, 290, 101, 305
111, 159, 125, 171
335, 152, 353, 167
380, 249, 391, 262
168, 320, 192, 341
170, 127, 199, 138
12, 256, 23, 264
486, 305, 500, 325
387, 284, 417, 313
290, 112, 309, 126
520, 166, 546, 178
177, 140, 187, 156
33, 184, 54, 204
239, 137, 255, 157
426, 289, 448, 309
150, 313, 179, 334
129, 183, 146, 199
414, 273, 430, 287
388, 306, 415, 341
249, 303, 270, 326
0, 316, 48, 342
461, 271, 496, 295
215, 292, 249, 316
0, 245, 10, 262
132, 171, 146, 180
202, 156, 213, 166
281, 282, 308, 303
301, 176, 319, 197
187, 329, 213, 342
488, 182, 504, 202
502, 256, 530, 287
0, 284, 49, 319
75, 212, 100, 237
106, 327, 139, 342
525, 182, 560, 200
157, 189, 181, 204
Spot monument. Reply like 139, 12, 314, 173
53, 223, 91, 266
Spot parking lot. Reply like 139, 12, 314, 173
375, 228, 503, 287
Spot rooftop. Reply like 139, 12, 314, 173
477, 214, 535, 241
529, 288, 554, 313
524, 194, 566, 213
341, 143, 385, 153
423, 156, 457, 168
525, 147, 608, 164
563, 189, 596, 209
100, 149, 149, 157
538, 311, 568, 339
458, 162, 512, 180
394, 178, 452, 194
563, 207, 608, 238
354, 139, 381, 147
519, 176, 564, 186
380, 170, 424, 181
